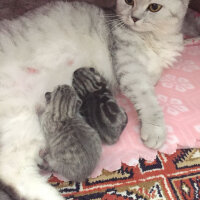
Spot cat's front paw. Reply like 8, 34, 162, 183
141, 123, 166, 149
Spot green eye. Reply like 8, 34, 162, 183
148, 3, 162, 12
125, 0, 135, 6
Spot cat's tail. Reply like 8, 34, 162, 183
0, 167, 63, 200
0, 179, 23, 200
0, 107, 64, 200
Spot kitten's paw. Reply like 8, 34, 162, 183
141, 123, 166, 149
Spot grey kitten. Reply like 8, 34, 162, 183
72, 67, 128, 144
40, 85, 102, 182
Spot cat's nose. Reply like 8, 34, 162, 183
132, 16, 139, 23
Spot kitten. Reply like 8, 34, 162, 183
72, 67, 128, 144
40, 85, 102, 182
0, 1, 189, 200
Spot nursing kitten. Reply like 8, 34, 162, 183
40, 85, 102, 182
0, 0, 189, 200
73, 67, 128, 144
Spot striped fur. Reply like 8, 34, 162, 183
40, 85, 102, 182
73, 67, 128, 144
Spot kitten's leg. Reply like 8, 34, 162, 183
0, 108, 64, 200
116, 63, 166, 149
73, 67, 128, 144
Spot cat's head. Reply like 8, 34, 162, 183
115, 0, 190, 34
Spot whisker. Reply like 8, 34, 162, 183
110, 20, 125, 31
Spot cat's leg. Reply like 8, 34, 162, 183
116, 64, 166, 149
0, 107, 64, 200
72, 67, 128, 144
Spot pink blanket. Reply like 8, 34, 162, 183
90, 37, 200, 177
49, 37, 200, 180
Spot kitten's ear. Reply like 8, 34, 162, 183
45, 92, 51, 104
66, 96, 82, 118
76, 98, 82, 112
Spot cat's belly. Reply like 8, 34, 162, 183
0, 47, 113, 109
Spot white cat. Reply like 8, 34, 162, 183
0, 0, 189, 200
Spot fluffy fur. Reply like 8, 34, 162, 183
40, 85, 101, 182
0, 0, 189, 200
0, 181, 20, 200
73, 67, 128, 144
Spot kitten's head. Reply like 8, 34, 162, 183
44, 85, 82, 121
116, 0, 190, 34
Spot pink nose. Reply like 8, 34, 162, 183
132, 16, 139, 22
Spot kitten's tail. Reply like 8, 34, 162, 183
0, 180, 23, 200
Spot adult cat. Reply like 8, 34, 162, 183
0, 0, 189, 200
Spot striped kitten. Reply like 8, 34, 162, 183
72, 67, 128, 144
40, 85, 102, 182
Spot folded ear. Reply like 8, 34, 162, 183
76, 98, 82, 112
65, 93, 82, 118
183, 0, 190, 7
45, 92, 51, 104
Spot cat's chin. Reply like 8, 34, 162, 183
129, 25, 149, 33
124, 21, 150, 33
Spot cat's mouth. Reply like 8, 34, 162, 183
121, 15, 144, 32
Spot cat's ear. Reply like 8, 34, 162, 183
183, 0, 190, 7
45, 92, 51, 104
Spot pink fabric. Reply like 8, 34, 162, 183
89, 38, 200, 177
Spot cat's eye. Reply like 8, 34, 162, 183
45, 92, 51, 103
148, 3, 162, 12
125, 0, 134, 6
